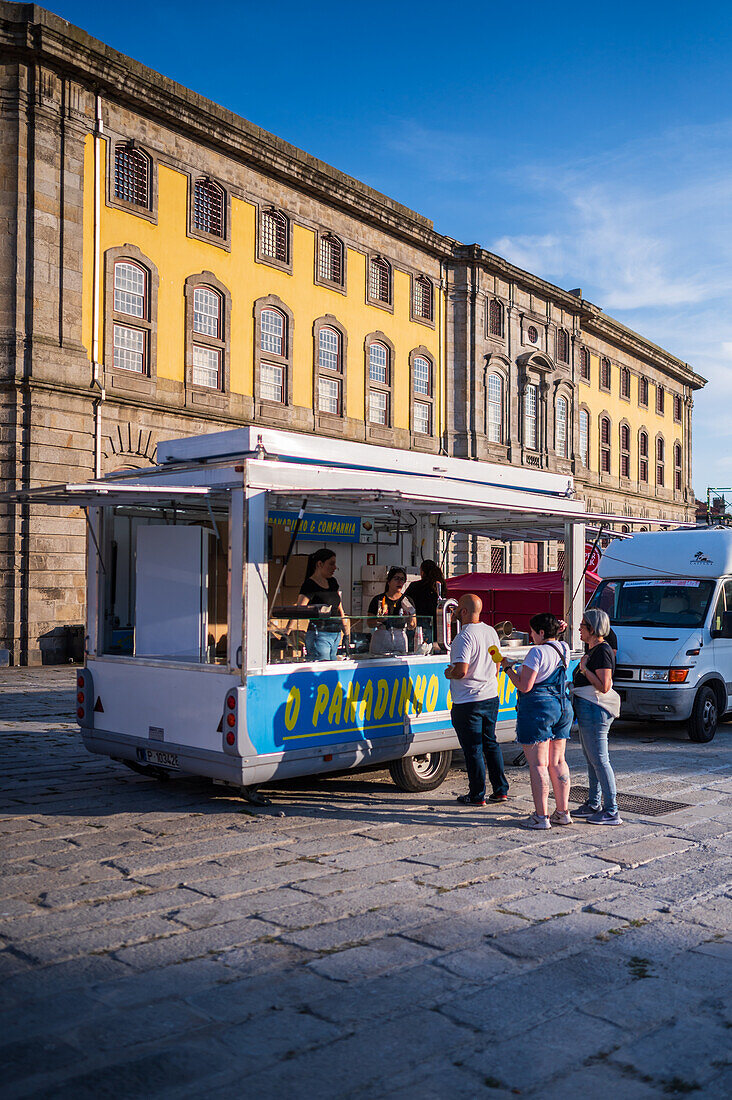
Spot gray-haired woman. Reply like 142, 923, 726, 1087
571, 607, 623, 825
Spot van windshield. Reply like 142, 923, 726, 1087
589, 579, 714, 628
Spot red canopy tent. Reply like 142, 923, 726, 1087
446, 570, 600, 633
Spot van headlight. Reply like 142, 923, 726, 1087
641, 669, 669, 682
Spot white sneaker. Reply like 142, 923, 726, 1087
550, 810, 573, 826
521, 812, 551, 830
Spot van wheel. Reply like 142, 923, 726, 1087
388, 751, 452, 792
688, 686, 718, 743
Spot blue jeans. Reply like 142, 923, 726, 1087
305, 629, 340, 662
573, 696, 618, 814
450, 696, 507, 801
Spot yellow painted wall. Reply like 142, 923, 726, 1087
82, 137, 441, 431
581, 353, 682, 479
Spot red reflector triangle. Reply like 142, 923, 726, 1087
94, 697, 104, 713
216, 716, 223, 732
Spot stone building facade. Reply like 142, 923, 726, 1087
0, 3, 706, 663
446, 246, 704, 574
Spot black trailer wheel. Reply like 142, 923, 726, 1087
688, 685, 718, 743
388, 751, 452, 792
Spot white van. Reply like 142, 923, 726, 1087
587, 527, 732, 742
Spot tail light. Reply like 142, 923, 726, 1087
76, 668, 94, 726
222, 689, 239, 752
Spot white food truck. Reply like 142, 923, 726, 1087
588, 527, 732, 742
6, 428, 591, 800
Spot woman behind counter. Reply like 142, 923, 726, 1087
501, 612, 573, 830
405, 559, 445, 644
368, 567, 416, 655
295, 549, 350, 661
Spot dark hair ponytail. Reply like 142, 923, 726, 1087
307, 548, 336, 576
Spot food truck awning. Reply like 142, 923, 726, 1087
0, 482, 231, 509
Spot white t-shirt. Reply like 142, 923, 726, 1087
522, 640, 570, 684
449, 622, 500, 704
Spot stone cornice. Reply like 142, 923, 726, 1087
0, 2, 456, 258
580, 303, 707, 391
452, 244, 585, 314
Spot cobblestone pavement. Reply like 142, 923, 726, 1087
1, 667, 730, 1099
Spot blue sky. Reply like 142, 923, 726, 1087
48, 0, 732, 498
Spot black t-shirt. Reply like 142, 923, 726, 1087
368, 593, 412, 623
404, 579, 439, 623
299, 577, 342, 631
573, 641, 616, 688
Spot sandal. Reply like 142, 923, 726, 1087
520, 812, 551, 830
550, 810, 573, 826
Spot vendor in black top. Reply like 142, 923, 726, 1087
368, 567, 416, 655
295, 549, 349, 662
404, 559, 445, 643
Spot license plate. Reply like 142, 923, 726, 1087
136, 747, 179, 769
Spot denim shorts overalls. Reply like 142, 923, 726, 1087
516, 643, 573, 746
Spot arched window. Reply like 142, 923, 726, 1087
260, 307, 287, 403
600, 416, 611, 473
555, 396, 568, 457
487, 373, 503, 443
369, 257, 391, 304
412, 354, 432, 435
260, 208, 288, 263
112, 260, 147, 373
620, 423, 631, 478
656, 436, 665, 486
579, 409, 589, 466
524, 384, 538, 449
580, 347, 590, 381
413, 276, 433, 322
556, 328, 569, 363
368, 341, 390, 425
488, 299, 504, 338
656, 385, 665, 415
318, 234, 344, 285
191, 286, 223, 389
317, 326, 342, 416
620, 367, 631, 399
114, 143, 149, 208
639, 431, 649, 482
639, 376, 649, 407
600, 357, 611, 391
193, 179, 224, 237
673, 394, 683, 422
674, 443, 683, 490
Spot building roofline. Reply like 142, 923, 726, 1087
0, 2, 456, 257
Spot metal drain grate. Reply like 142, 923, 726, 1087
569, 786, 690, 816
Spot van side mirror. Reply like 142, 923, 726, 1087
711, 610, 732, 639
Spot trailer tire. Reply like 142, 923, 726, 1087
388, 751, 452, 792
688, 686, 718, 743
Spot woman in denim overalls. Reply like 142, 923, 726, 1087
501, 612, 573, 830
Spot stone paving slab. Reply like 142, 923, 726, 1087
0, 666, 731, 1097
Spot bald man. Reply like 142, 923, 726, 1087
445, 594, 509, 806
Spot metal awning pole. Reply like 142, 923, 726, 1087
82, 507, 106, 574
564, 520, 586, 650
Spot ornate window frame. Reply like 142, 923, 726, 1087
599, 357, 612, 393
578, 405, 591, 468
554, 392, 570, 458
364, 331, 394, 436
599, 413, 612, 475
103, 245, 158, 394
656, 433, 666, 487
253, 295, 294, 414
674, 442, 683, 491
257, 206, 292, 273
409, 346, 435, 442
107, 138, 158, 224
184, 272, 231, 399
620, 366, 631, 401
366, 255, 393, 312
556, 328, 570, 364
410, 274, 435, 327
314, 232, 346, 293
619, 419, 631, 480
313, 315, 347, 426
187, 176, 230, 250
487, 299, 505, 339
673, 393, 683, 423
656, 384, 665, 416
579, 346, 591, 383
638, 428, 649, 483
638, 376, 649, 407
